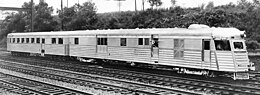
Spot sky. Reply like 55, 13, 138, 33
0, 0, 253, 19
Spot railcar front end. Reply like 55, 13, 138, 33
212, 34, 254, 80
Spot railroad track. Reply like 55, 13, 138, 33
0, 72, 89, 95
1, 52, 260, 95
0, 59, 199, 95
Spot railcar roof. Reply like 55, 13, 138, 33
8, 26, 244, 37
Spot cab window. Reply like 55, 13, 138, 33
214, 40, 231, 51
234, 42, 244, 49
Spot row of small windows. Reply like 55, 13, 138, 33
138, 38, 150, 45
9, 38, 78, 45
51, 38, 63, 44
10, 38, 45, 44
97, 38, 149, 46
9, 37, 153, 46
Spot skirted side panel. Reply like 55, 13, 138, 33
234, 51, 249, 72
216, 51, 235, 72
210, 52, 218, 71
69, 45, 96, 57
45, 44, 66, 56
7, 43, 41, 53
159, 49, 203, 69
107, 47, 136, 62
106, 47, 151, 63
69, 45, 152, 63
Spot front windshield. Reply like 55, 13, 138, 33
214, 40, 231, 51
233, 42, 244, 49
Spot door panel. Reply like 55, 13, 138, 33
151, 35, 159, 57
203, 40, 210, 62
151, 35, 159, 63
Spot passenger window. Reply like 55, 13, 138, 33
214, 40, 231, 51
174, 39, 184, 49
152, 38, 159, 47
52, 38, 56, 44
97, 38, 107, 45
97, 38, 101, 45
26, 38, 29, 43
36, 38, 40, 43
42, 38, 45, 44
13, 38, 15, 43
31, 38, 35, 43
144, 38, 149, 45
17, 38, 20, 43
234, 42, 244, 49
174, 39, 184, 58
120, 38, 127, 46
103, 38, 107, 45
21, 38, 24, 43
58, 38, 63, 44
74, 38, 79, 44
138, 38, 143, 45
204, 41, 210, 50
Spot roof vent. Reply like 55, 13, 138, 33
188, 24, 209, 29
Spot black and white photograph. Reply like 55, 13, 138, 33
0, 0, 260, 94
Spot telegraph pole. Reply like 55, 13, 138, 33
31, 0, 33, 32
142, 0, 145, 11
135, 0, 137, 12
118, 0, 121, 12
61, 0, 63, 31
109, 0, 125, 12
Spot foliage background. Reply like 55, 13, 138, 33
1, 0, 260, 49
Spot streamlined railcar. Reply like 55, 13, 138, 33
7, 24, 255, 80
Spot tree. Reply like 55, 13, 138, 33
171, 0, 177, 8
246, 40, 260, 50
59, 5, 77, 30
74, 2, 97, 30
33, 1, 58, 31
59, 1, 97, 30
22, 1, 58, 32
147, 0, 162, 9
205, 1, 214, 11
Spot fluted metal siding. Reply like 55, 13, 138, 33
234, 52, 249, 72
45, 44, 65, 55
7, 43, 41, 53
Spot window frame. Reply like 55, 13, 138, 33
120, 38, 127, 46
31, 38, 35, 43
214, 40, 231, 51
97, 38, 107, 45
17, 38, 20, 43
42, 38, 45, 44
21, 38, 24, 43
233, 42, 244, 50
138, 38, 150, 46
58, 38, 63, 44
74, 38, 79, 44
174, 39, 184, 59
13, 38, 15, 43
36, 38, 40, 44
144, 38, 150, 45
26, 38, 29, 43
52, 38, 56, 44
204, 40, 210, 50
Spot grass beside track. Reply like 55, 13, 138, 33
249, 56, 260, 72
